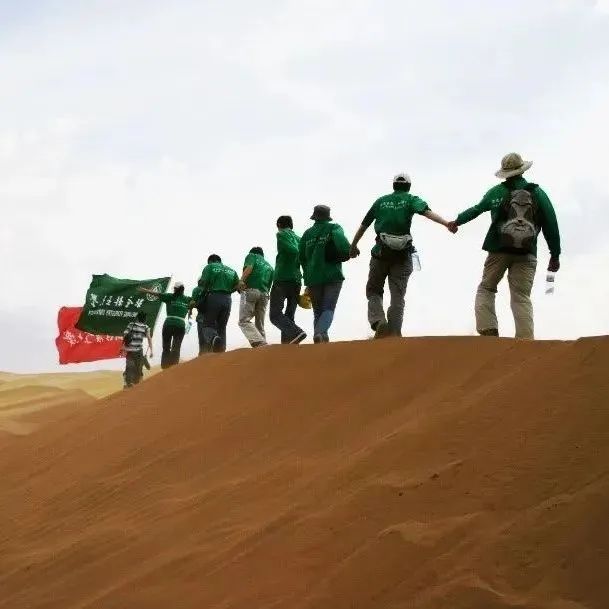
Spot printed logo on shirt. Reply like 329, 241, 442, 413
145, 282, 164, 301
379, 200, 406, 211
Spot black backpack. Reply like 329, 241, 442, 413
497, 183, 541, 251
323, 227, 350, 263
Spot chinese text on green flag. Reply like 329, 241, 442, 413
76, 274, 170, 336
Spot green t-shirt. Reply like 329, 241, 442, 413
363, 191, 429, 256
243, 253, 274, 293
159, 292, 191, 329
198, 262, 239, 293
456, 176, 561, 256
274, 229, 302, 284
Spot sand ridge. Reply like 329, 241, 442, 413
0, 369, 121, 435
0, 336, 608, 608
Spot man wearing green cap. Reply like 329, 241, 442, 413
448, 153, 561, 339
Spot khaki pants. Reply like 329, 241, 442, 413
239, 288, 269, 346
475, 252, 537, 339
366, 254, 413, 337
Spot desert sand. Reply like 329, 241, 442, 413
0, 369, 121, 435
0, 336, 608, 608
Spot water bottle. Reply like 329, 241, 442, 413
545, 271, 556, 295
412, 249, 421, 271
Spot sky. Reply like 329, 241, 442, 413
1, 0, 609, 372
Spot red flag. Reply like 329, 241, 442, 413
55, 307, 123, 365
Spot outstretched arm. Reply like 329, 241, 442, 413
350, 203, 376, 257
138, 287, 158, 295
423, 210, 457, 233
350, 224, 368, 258
449, 189, 495, 231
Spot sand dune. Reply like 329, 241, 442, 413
0, 369, 121, 399
0, 369, 121, 435
0, 336, 608, 608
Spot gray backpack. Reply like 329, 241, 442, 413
498, 183, 540, 251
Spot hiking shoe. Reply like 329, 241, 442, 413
289, 331, 307, 345
374, 320, 391, 339
480, 328, 499, 337
211, 335, 223, 352
251, 341, 267, 348
313, 334, 324, 344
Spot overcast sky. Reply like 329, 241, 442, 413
2, 0, 609, 372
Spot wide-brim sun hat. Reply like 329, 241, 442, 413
495, 152, 533, 179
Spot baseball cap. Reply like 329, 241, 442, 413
393, 172, 411, 184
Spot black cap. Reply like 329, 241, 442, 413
311, 205, 332, 221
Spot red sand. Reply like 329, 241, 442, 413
1, 336, 608, 608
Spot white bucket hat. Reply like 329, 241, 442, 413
495, 153, 533, 179
174, 281, 184, 289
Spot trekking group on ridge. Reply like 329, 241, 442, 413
122, 152, 561, 386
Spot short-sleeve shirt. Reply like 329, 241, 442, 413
362, 191, 430, 236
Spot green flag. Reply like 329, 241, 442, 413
76, 274, 171, 336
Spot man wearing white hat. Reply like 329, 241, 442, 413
139, 281, 191, 368
448, 153, 561, 339
350, 173, 456, 338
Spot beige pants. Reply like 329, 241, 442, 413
475, 253, 537, 339
239, 288, 269, 346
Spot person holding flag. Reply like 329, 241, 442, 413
139, 281, 191, 369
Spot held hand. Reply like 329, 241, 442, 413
447, 221, 459, 234
548, 256, 560, 273
349, 244, 360, 258
237, 280, 247, 293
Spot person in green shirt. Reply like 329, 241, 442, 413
350, 173, 456, 338
238, 247, 274, 347
190, 254, 239, 354
138, 281, 190, 369
270, 215, 306, 344
448, 153, 561, 339
299, 204, 351, 343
